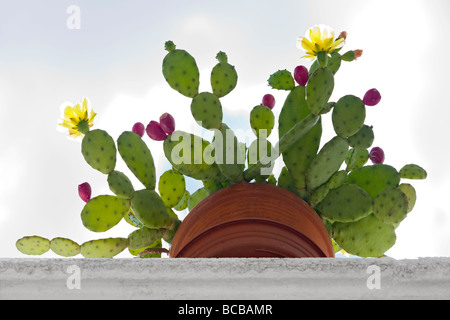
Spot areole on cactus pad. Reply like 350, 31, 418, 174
18, 25, 427, 259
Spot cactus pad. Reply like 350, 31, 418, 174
80, 237, 128, 258
162, 45, 199, 98
332, 214, 396, 257
16, 236, 50, 255
117, 131, 156, 190
332, 95, 366, 138
373, 186, 409, 225
187, 187, 210, 211
347, 164, 400, 199
211, 52, 238, 98
81, 129, 116, 174
347, 124, 374, 149
50, 237, 80, 257
267, 69, 295, 90
131, 189, 173, 229
250, 105, 275, 138
306, 67, 334, 115
81, 195, 130, 232
164, 130, 224, 182
107, 170, 135, 199
306, 136, 349, 191
127, 227, 164, 250
399, 164, 427, 180
158, 169, 186, 208
190, 92, 223, 130
318, 183, 373, 222
399, 183, 416, 213
345, 148, 369, 171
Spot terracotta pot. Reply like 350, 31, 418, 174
169, 183, 334, 258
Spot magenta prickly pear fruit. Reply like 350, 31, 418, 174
159, 113, 175, 135
363, 88, 381, 106
370, 147, 385, 164
294, 65, 309, 86
78, 182, 92, 203
262, 94, 275, 110
132, 122, 145, 137
146, 121, 167, 141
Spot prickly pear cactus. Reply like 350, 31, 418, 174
18, 24, 427, 259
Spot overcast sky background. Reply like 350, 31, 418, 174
0, 0, 449, 258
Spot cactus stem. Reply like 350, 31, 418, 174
138, 247, 170, 257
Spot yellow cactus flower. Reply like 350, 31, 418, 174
297, 25, 345, 60
59, 97, 96, 138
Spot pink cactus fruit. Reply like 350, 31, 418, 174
159, 113, 175, 135
363, 88, 381, 106
369, 147, 385, 164
146, 120, 167, 141
294, 65, 309, 86
132, 122, 145, 137
78, 182, 92, 203
261, 94, 276, 110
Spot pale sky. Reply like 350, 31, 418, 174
1, 0, 449, 258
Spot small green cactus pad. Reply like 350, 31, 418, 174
306, 136, 349, 191
277, 166, 297, 195
174, 190, 190, 211
131, 189, 172, 229
267, 69, 295, 90
373, 186, 409, 225
250, 105, 275, 138
347, 164, 400, 199
278, 85, 322, 198
162, 44, 199, 98
164, 130, 224, 182
211, 53, 238, 98
127, 227, 164, 250
332, 214, 396, 257
187, 187, 210, 211
129, 239, 162, 258
347, 124, 374, 149
16, 236, 50, 256
317, 183, 373, 222
332, 95, 366, 138
81, 129, 117, 174
212, 123, 245, 183
117, 131, 156, 190
399, 164, 427, 180
309, 183, 329, 208
345, 148, 369, 171
81, 195, 130, 232
50, 237, 80, 257
158, 169, 186, 208
190, 92, 223, 130
107, 170, 135, 199
306, 67, 334, 115
399, 183, 416, 213
327, 170, 348, 189
310, 52, 342, 75
162, 219, 181, 244
80, 237, 128, 258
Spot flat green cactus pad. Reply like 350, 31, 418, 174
373, 186, 409, 225
306, 67, 334, 115
399, 164, 427, 180
131, 189, 172, 229
80, 238, 128, 258
16, 236, 50, 256
158, 169, 186, 208
318, 183, 373, 222
50, 237, 80, 257
127, 227, 164, 250
107, 170, 135, 199
345, 148, 369, 171
211, 57, 238, 98
306, 136, 349, 191
81, 129, 116, 174
332, 95, 366, 138
81, 195, 130, 232
250, 105, 275, 138
332, 214, 396, 257
399, 183, 416, 213
187, 187, 210, 211
267, 69, 295, 90
347, 164, 400, 199
347, 124, 374, 149
117, 131, 156, 190
190, 92, 223, 130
